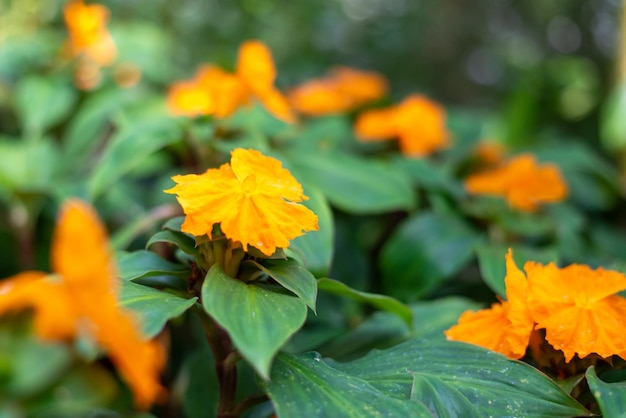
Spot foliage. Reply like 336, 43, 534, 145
1, 1, 626, 417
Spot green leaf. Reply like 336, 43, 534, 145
62, 88, 140, 160
475, 244, 559, 297
15, 76, 77, 138
380, 211, 481, 300
410, 373, 481, 418
601, 81, 626, 151
265, 352, 433, 418
116, 250, 189, 290
331, 338, 589, 418
119, 281, 197, 338
317, 278, 412, 326
88, 118, 183, 198
391, 156, 465, 198
253, 259, 317, 312
201, 264, 307, 379
0, 139, 59, 194
287, 185, 334, 276
283, 149, 415, 214
320, 297, 480, 360
146, 230, 199, 258
181, 344, 219, 418
586, 366, 626, 417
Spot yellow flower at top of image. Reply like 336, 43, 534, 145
166, 40, 296, 123
464, 153, 568, 212
0, 200, 164, 409
165, 148, 319, 256
446, 249, 626, 362
63, 0, 117, 66
445, 249, 534, 359
288, 66, 388, 116
354, 94, 450, 157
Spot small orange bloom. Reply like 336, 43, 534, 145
473, 140, 506, 166
165, 148, 319, 256
354, 94, 450, 157
288, 66, 388, 116
63, 0, 117, 66
464, 154, 568, 211
0, 200, 164, 409
525, 261, 626, 362
445, 250, 533, 359
166, 40, 295, 123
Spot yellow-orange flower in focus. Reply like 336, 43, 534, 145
464, 154, 568, 212
354, 94, 450, 157
166, 41, 295, 123
445, 249, 534, 359
165, 148, 319, 256
525, 261, 626, 362
63, 0, 117, 66
288, 66, 388, 116
0, 200, 165, 409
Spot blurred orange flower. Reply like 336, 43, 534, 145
165, 148, 318, 256
354, 94, 450, 157
63, 0, 117, 66
0, 200, 164, 409
445, 249, 534, 359
166, 40, 295, 123
288, 66, 388, 115
473, 140, 506, 166
464, 154, 568, 211
525, 261, 626, 362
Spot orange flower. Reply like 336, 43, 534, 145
288, 66, 388, 115
445, 250, 533, 359
464, 154, 568, 211
525, 261, 626, 362
165, 148, 319, 256
354, 94, 450, 157
473, 140, 506, 166
63, 0, 117, 66
0, 200, 164, 409
166, 40, 295, 123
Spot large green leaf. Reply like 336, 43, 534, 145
88, 118, 183, 198
586, 366, 626, 417
317, 278, 412, 326
475, 244, 559, 297
253, 259, 317, 312
15, 76, 77, 139
380, 211, 481, 300
410, 373, 481, 418
201, 264, 307, 379
321, 297, 481, 360
287, 185, 334, 276
265, 352, 432, 418
119, 281, 197, 338
331, 338, 589, 418
283, 149, 415, 214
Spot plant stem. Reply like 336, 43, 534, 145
198, 309, 239, 417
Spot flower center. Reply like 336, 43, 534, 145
241, 174, 257, 194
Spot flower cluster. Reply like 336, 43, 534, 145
354, 94, 450, 157
0, 200, 164, 408
464, 153, 568, 211
167, 41, 295, 123
446, 249, 626, 362
166, 148, 319, 256
288, 66, 388, 116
